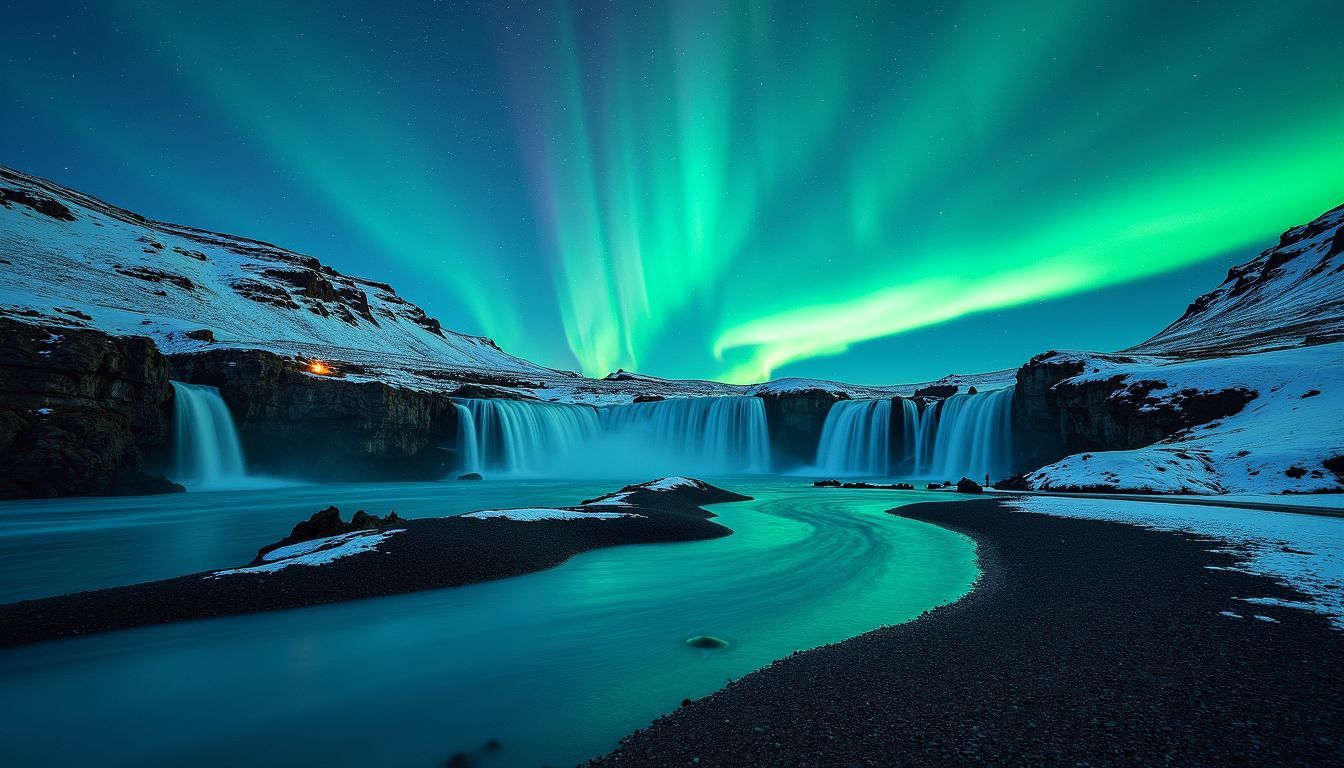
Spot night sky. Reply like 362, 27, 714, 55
4, 1, 1341, 384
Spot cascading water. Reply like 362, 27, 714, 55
170, 381, 247, 489
814, 399, 892, 475
600, 396, 770, 474
895, 398, 920, 475
454, 395, 771, 476
921, 387, 1014, 481
459, 399, 601, 475
452, 402, 482, 474
811, 388, 1015, 481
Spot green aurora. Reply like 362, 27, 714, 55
3, 0, 1341, 383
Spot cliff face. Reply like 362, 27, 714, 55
1014, 351, 1256, 457
0, 317, 180, 498
168, 349, 463, 481
756, 389, 847, 469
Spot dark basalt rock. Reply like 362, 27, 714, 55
756, 388, 849, 470
1325, 456, 1344, 484
993, 472, 1031, 491
458, 472, 483, 481
184, 329, 215, 343
113, 265, 197, 292
1012, 351, 1256, 469
926, 483, 941, 490
169, 348, 464, 481
0, 186, 76, 221
633, 394, 665, 403
686, 635, 729, 650
913, 384, 957, 398
0, 317, 181, 498
256, 505, 403, 561
956, 477, 983, 494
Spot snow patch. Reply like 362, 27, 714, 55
211, 528, 404, 576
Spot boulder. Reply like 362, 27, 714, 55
956, 477, 984, 494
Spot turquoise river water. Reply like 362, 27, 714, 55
0, 476, 976, 767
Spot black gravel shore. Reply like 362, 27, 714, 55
0, 480, 748, 648
591, 498, 1344, 767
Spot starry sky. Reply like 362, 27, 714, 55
3, 1, 1342, 384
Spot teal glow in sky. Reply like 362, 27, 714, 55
3, 1, 1342, 383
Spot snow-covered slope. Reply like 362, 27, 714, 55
0, 165, 558, 385
1135, 204, 1344, 357
1025, 343, 1344, 494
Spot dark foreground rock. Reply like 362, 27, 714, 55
955, 476, 983, 493
0, 316, 180, 498
255, 506, 403, 560
0, 478, 750, 648
591, 499, 1343, 767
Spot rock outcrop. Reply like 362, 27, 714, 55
0, 316, 180, 498
169, 348, 463, 481
755, 388, 848, 469
1014, 351, 1257, 462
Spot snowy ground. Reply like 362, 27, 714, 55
210, 528, 405, 576
1007, 496, 1344, 628
1025, 342, 1344, 494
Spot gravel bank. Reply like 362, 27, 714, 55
591, 498, 1343, 767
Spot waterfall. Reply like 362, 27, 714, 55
600, 396, 770, 474
814, 399, 892, 475
809, 388, 1014, 481
452, 402, 481, 474
459, 398, 601, 475
171, 381, 247, 489
895, 398, 920, 475
454, 395, 770, 476
921, 387, 1014, 482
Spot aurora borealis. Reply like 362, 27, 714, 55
4, 1, 1342, 384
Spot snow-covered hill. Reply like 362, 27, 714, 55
1135, 204, 1344, 357
0, 165, 558, 384
1023, 343, 1344, 494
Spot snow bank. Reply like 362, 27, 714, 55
1006, 496, 1344, 627
211, 528, 404, 576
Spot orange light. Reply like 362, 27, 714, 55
309, 361, 330, 375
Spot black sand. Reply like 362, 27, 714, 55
591, 498, 1344, 767
0, 480, 748, 648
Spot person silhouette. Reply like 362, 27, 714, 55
985, 473, 990, 488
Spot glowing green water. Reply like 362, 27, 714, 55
0, 477, 975, 767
